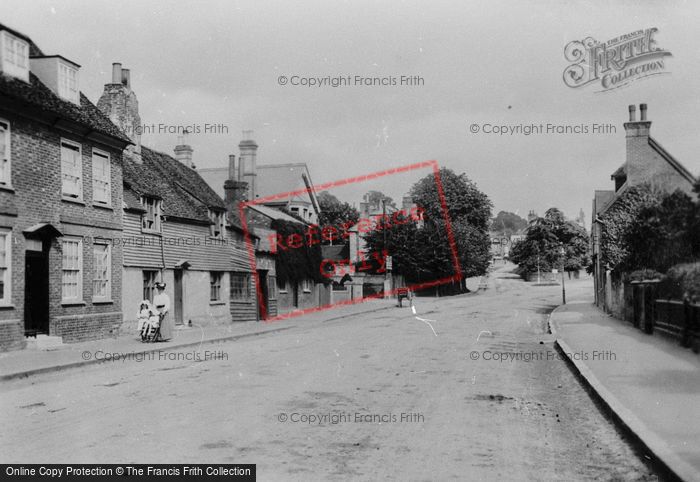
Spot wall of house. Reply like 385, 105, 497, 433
276, 279, 319, 314
0, 115, 124, 349
626, 125, 694, 195
122, 212, 258, 325
182, 269, 231, 325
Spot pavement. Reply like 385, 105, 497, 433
551, 292, 700, 482
0, 298, 396, 382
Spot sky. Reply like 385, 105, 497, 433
3, 0, 700, 223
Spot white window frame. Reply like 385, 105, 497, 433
0, 229, 12, 305
61, 139, 83, 200
141, 197, 162, 233
0, 119, 10, 186
92, 242, 111, 302
209, 209, 225, 239
1, 31, 29, 82
210, 271, 223, 302
301, 279, 312, 293
61, 237, 83, 303
92, 148, 111, 206
58, 60, 79, 104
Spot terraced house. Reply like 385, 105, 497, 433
96, 64, 257, 329
0, 24, 131, 351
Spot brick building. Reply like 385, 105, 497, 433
0, 24, 131, 350
96, 64, 258, 329
591, 104, 696, 313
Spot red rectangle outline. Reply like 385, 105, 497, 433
238, 160, 461, 322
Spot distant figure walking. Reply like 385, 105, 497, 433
153, 282, 173, 341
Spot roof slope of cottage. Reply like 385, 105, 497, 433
246, 203, 306, 224
0, 24, 131, 144
648, 136, 695, 184
123, 146, 227, 223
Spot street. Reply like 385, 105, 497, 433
1, 265, 657, 481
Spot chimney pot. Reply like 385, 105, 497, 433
640, 103, 647, 121
121, 68, 131, 88
628, 105, 636, 122
112, 63, 122, 83
228, 155, 236, 180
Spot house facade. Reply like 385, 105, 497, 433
0, 24, 131, 351
201, 137, 325, 316
591, 104, 696, 314
96, 64, 257, 329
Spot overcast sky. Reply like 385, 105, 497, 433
4, 0, 700, 222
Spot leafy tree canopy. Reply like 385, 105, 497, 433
490, 211, 528, 237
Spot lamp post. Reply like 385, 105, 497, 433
382, 198, 391, 298
560, 245, 566, 305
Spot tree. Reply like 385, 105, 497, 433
316, 191, 360, 244
509, 207, 589, 279
490, 211, 528, 237
363, 190, 396, 209
364, 168, 493, 293
410, 168, 492, 231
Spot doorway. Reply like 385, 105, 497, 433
292, 281, 299, 308
257, 270, 268, 320
24, 250, 49, 335
174, 269, 184, 325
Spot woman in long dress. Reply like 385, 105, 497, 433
153, 282, 173, 341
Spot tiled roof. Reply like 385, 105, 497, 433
123, 146, 227, 223
0, 23, 131, 144
246, 203, 305, 224
649, 137, 696, 184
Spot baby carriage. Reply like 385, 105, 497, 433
137, 300, 163, 343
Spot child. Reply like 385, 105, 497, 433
137, 300, 159, 339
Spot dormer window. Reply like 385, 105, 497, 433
209, 209, 225, 239
141, 196, 162, 233
0, 31, 29, 82
58, 61, 79, 104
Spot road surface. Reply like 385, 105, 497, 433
1, 265, 657, 480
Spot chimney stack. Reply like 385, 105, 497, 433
98, 62, 142, 163
112, 63, 122, 84
228, 155, 236, 180
623, 103, 653, 187
238, 132, 258, 201
628, 104, 636, 122
224, 179, 249, 225
174, 134, 194, 169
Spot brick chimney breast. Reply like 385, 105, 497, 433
174, 142, 194, 169
623, 103, 653, 187
97, 62, 142, 163
224, 179, 249, 225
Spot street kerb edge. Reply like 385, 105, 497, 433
240, 160, 462, 322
